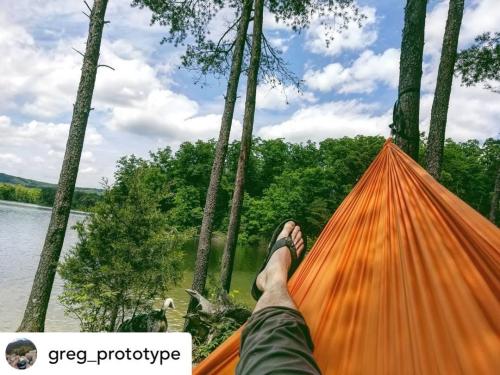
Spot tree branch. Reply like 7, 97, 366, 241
83, 0, 92, 13
98, 64, 116, 70
72, 47, 85, 58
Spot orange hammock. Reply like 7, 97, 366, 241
194, 139, 500, 374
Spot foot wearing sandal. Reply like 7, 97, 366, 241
255, 221, 305, 296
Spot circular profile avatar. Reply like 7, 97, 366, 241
5, 338, 37, 370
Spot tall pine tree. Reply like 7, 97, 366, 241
394, 0, 428, 160
18, 0, 110, 331
426, 0, 464, 179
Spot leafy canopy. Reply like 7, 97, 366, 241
455, 32, 500, 92
131, 0, 363, 87
58, 158, 186, 331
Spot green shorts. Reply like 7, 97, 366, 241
236, 306, 322, 375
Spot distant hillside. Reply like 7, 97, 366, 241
0, 173, 102, 194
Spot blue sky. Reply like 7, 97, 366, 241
0, 0, 498, 187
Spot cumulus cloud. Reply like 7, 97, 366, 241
0, 15, 79, 118
419, 84, 500, 141
1, 0, 498, 187
109, 88, 241, 142
0, 3, 247, 186
304, 48, 400, 93
418, 0, 500, 141
257, 100, 390, 142
305, 5, 377, 56
267, 35, 294, 53
296, 0, 500, 143
0, 116, 103, 184
426, 0, 500, 57
0, 116, 102, 151
0, 10, 239, 144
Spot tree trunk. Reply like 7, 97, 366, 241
109, 303, 120, 332
425, 0, 464, 179
489, 167, 500, 224
220, 0, 264, 293
17, 0, 109, 332
186, 0, 253, 316
395, 0, 428, 160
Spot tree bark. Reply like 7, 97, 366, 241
18, 0, 109, 332
489, 167, 500, 224
220, 0, 264, 293
395, 0, 428, 160
109, 303, 120, 332
186, 0, 253, 314
425, 0, 464, 179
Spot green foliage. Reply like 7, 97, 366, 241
455, 32, 500, 92
241, 136, 386, 240
192, 316, 239, 363
131, 0, 362, 85
0, 182, 100, 211
439, 138, 499, 222
58, 159, 187, 331
0, 183, 41, 204
77, 136, 496, 247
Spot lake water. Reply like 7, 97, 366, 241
0, 201, 266, 332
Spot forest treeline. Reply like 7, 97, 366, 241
104, 135, 499, 243
0, 183, 100, 211
3, 135, 497, 234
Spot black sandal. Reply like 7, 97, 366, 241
251, 219, 307, 301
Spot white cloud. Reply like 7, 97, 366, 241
263, 9, 289, 31
0, 116, 102, 151
0, 4, 245, 186
108, 88, 242, 142
80, 166, 97, 174
267, 35, 294, 53
304, 48, 400, 93
0, 11, 238, 144
82, 151, 95, 163
0, 15, 75, 117
0, 153, 22, 164
420, 83, 500, 141
458, 0, 500, 47
257, 100, 390, 142
419, 0, 500, 141
0, 116, 104, 185
305, 5, 377, 56
256, 82, 317, 111
425, 0, 500, 65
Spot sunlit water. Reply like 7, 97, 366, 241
0, 201, 266, 332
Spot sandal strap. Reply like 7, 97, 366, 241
271, 236, 297, 263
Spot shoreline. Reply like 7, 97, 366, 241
0, 200, 89, 216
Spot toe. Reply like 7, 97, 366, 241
292, 225, 301, 241
280, 221, 296, 239
296, 237, 304, 256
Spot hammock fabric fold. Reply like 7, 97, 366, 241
194, 139, 500, 374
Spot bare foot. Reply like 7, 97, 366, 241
256, 221, 305, 293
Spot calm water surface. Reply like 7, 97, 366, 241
0, 201, 265, 332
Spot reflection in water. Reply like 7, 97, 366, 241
0, 201, 266, 332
